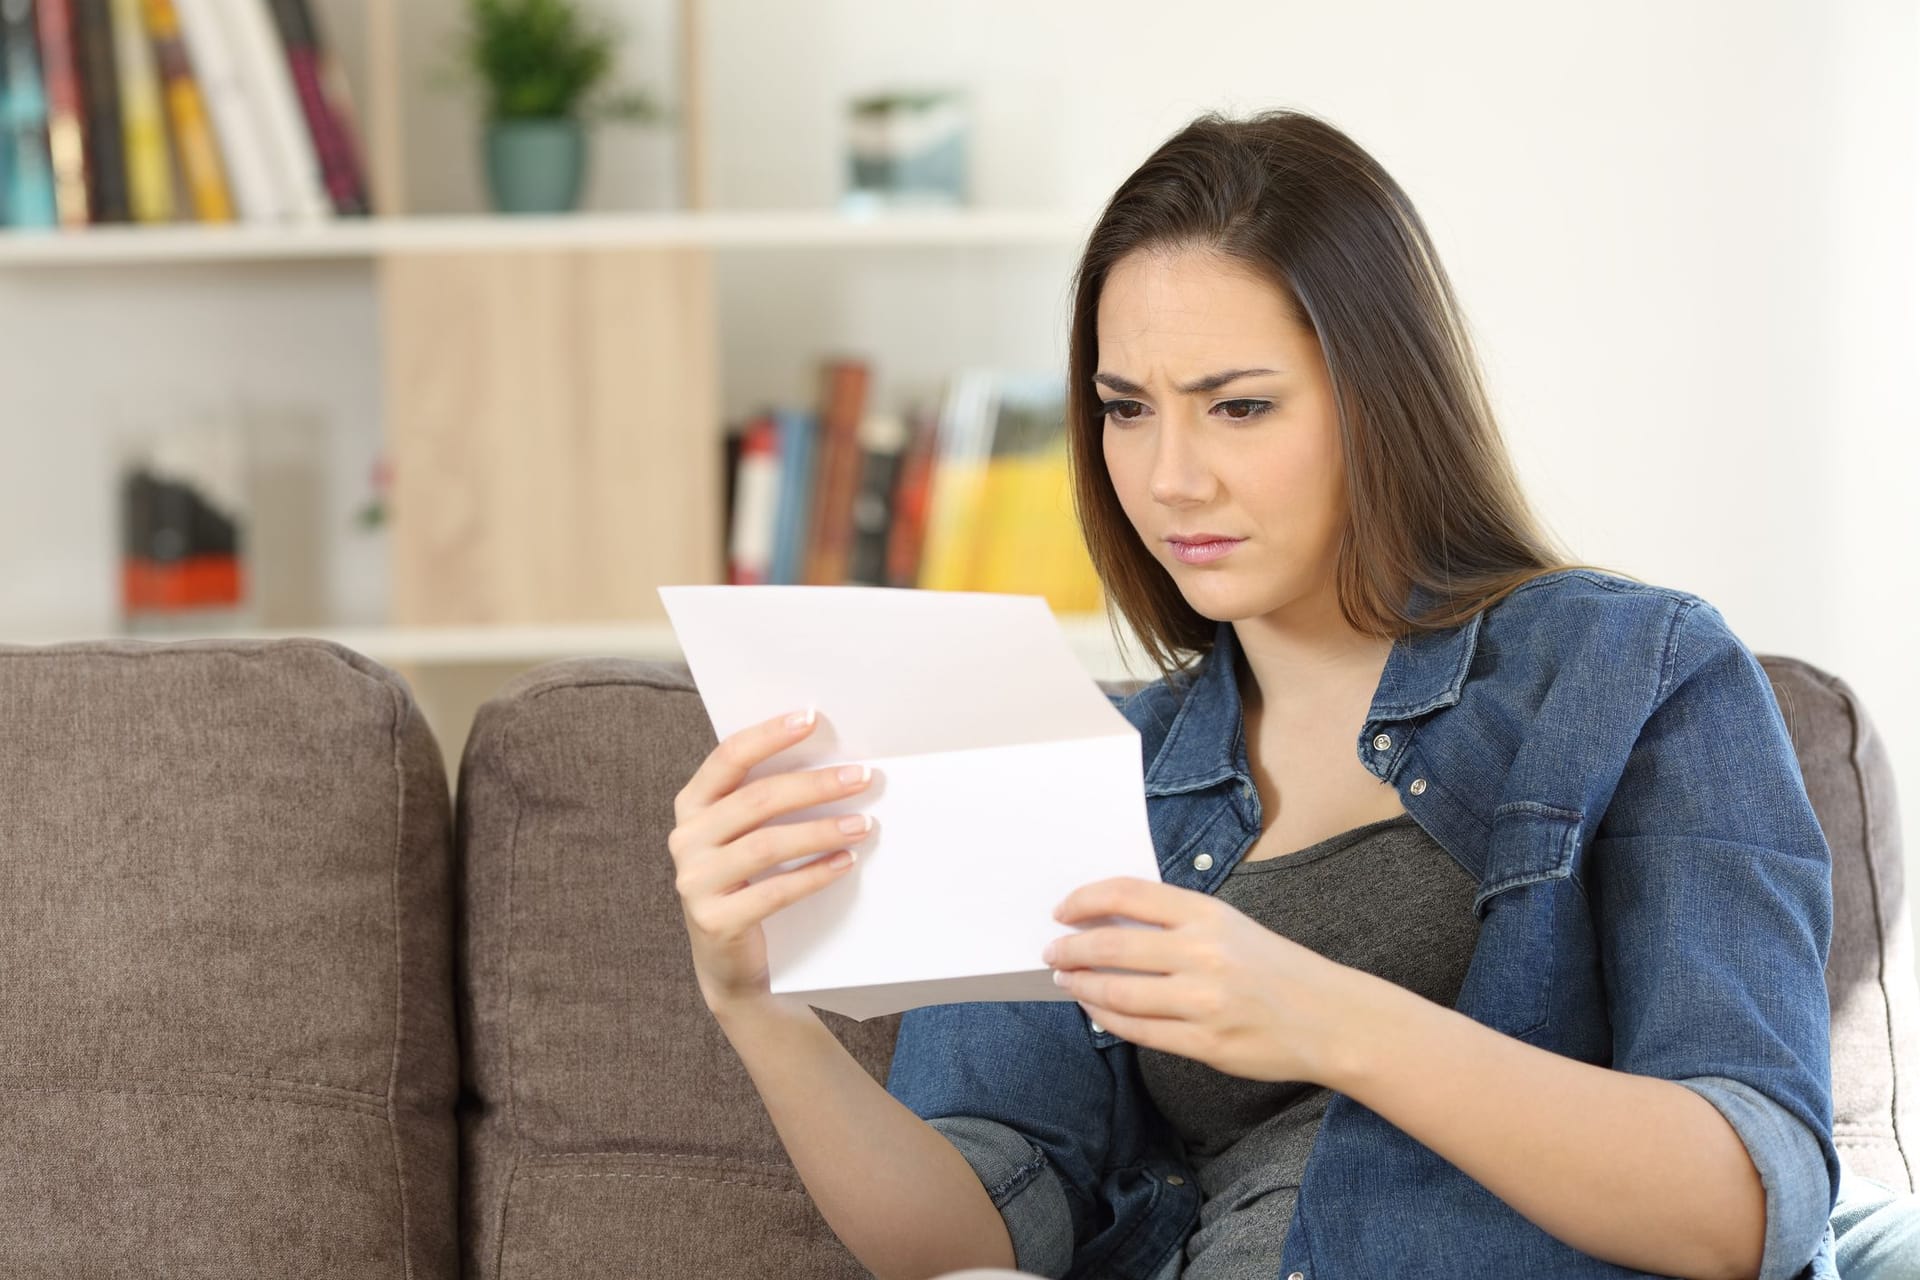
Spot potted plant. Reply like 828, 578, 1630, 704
447, 0, 666, 214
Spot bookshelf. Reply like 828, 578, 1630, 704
0, 1, 1120, 751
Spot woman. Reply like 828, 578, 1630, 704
667, 111, 1919, 1279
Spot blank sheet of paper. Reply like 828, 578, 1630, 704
659, 585, 1164, 1019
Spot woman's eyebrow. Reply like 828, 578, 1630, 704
1093, 368, 1281, 395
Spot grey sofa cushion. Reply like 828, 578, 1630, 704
0, 640, 459, 1278
1761, 656, 1916, 1192
454, 651, 1917, 1280
455, 658, 898, 1280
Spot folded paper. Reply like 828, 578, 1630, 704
658, 585, 1163, 1019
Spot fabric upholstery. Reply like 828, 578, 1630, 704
454, 659, 898, 1280
0, 639, 459, 1278
1760, 656, 1916, 1192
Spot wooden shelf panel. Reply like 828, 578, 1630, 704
0, 209, 1092, 266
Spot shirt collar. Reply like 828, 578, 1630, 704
1141, 585, 1484, 797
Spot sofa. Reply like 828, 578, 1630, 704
0, 638, 1912, 1278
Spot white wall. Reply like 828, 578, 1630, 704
1, 0, 1914, 971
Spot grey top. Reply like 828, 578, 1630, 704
1134, 812, 1481, 1279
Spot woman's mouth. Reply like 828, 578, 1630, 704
1167, 537, 1245, 565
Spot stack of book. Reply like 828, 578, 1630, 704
723, 360, 1105, 616
0, 0, 367, 230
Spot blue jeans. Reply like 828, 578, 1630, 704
1833, 1164, 1920, 1279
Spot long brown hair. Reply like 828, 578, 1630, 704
1068, 109, 1603, 680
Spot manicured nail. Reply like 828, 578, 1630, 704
785, 708, 815, 731
837, 813, 871, 835
1041, 941, 1058, 964
837, 764, 870, 786
1052, 969, 1070, 987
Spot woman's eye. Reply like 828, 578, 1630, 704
1100, 398, 1272, 424
1218, 399, 1273, 421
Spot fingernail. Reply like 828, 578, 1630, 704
837, 764, 870, 786
1052, 969, 1070, 987
1041, 941, 1058, 964
786, 709, 815, 730
837, 813, 871, 836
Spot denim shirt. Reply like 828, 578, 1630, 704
886, 569, 1840, 1280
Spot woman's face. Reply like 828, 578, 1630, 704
1098, 247, 1349, 625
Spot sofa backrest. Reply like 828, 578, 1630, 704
452, 651, 1917, 1279
0, 640, 459, 1278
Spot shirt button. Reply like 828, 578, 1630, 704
1089, 1020, 1104, 1034
1410, 777, 1428, 796
1288, 1273, 1305, 1280
1192, 853, 1214, 871
1372, 733, 1392, 751
1166, 1174, 1186, 1186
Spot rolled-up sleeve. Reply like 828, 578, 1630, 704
1679, 1075, 1835, 1280
924, 1114, 1076, 1277
1590, 599, 1841, 1279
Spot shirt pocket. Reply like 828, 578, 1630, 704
1458, 801, 1584, 1040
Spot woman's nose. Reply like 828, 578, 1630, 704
1148, 422, 1216, 506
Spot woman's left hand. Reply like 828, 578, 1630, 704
1045, 875, 1371, 1084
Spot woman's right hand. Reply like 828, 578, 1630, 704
669, 707, 875, 1017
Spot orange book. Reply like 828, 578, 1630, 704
142, 0, 233, 221
802, 358, 872, 585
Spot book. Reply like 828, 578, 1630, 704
845, 411, 907, 587
768, 406, 817, 585
802, 357, 871, 585
172, 0, 278, 220
915, 369, 996, 592
35, 0, 91, 225
966, 374, 1101, 612
916, 370, 1101, 613
217, 0, 326, 221
725, 413, 780, 586
73, 0, 128, 221
884, 403, 938, 589
143, 0, 232, 220
109, 0, 176, 221
1, 0, 60, 228
263, 0, 365, 215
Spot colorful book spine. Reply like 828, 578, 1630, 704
74, 0, 128, 222
769, 407, 817, 585
1, 0, 60, 228
802, 357, 872, 584
915, 370, 996, 591
35, 0, 91, 226
884, 405, 939, 589
264, 0, 364, 215
109, 0, 175, 221
726, 414, 780, 586
172, 0, 278, 220
217, 0, 326, 221
142, 0, 232, 220
845, 412, 907, 587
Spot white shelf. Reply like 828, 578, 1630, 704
15, 614, 1159, 681
0, 208, 1093, 267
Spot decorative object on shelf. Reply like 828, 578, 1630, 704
443, 0, 665, 215
116, 413, 252, 634
355, 452, 390, 530
840, 88, 969, 214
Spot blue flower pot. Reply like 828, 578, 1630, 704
485, 117, 588, 214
